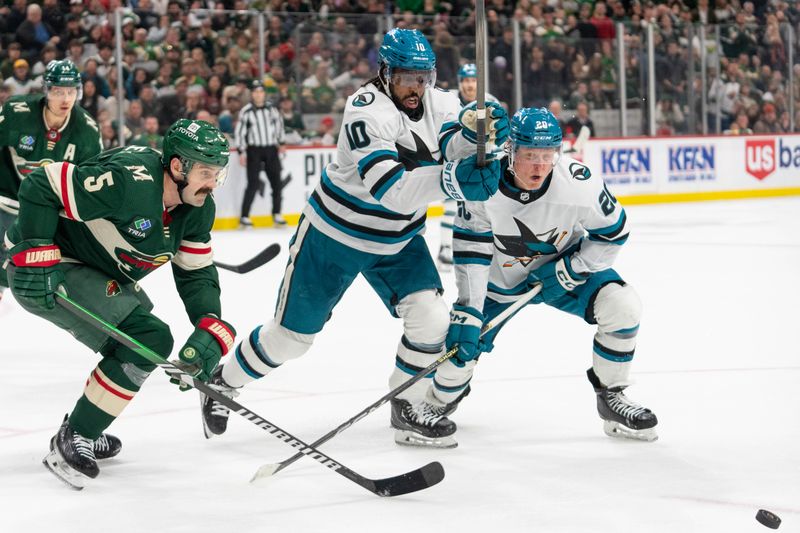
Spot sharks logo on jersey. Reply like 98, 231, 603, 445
494, 217, 562, 267
396, 131, 438, 170
353, 93, 375, 107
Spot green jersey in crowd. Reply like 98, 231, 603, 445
7, 144, 222, 320
0, 93, 102, 214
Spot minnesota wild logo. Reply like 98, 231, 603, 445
495, 217, 562, 267
16, 158, 56, 174
105, 280, 121, 297
115, 247, 172, 279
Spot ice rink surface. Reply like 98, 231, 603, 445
1, 197, 798, 533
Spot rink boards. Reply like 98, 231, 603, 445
211, 134, 800, 229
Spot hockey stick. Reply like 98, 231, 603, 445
54, 293, 445, 497
475, 0, 487, 167
251, 283, 542, 482
213, 243, 280, 274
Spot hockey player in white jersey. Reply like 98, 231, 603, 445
428, 107, 658, 445
199, 29, 507, 447
438, 63, 504, 269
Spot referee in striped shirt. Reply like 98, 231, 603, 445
235, 80, 286, 226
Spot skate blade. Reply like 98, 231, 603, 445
394, 429, 458, 449
42, 449, 87, 490
603, 420, 658, 442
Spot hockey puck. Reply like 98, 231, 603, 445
756, 509, 781, 529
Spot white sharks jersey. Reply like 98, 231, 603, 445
449, 89, 499, 107
452, 155, 629, 309
303, 83, 472, 254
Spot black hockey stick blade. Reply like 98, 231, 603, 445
214, 243, 280, 274
252, 284, 543, 482
368, 461, 445, 497
54, 292, 443, 498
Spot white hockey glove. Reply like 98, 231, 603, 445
458, 101, 510, 146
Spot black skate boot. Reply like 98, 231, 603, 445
43, 417, 100, 490
199, 366, 240, 438
391, 398, 458, 448
51, 414, 121, 459
94, 432, 122, 460
587, 368, 658, 442
439, 385, 472, 418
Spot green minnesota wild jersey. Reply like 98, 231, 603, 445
0, 93, 102, 213
9, 145, 221, 319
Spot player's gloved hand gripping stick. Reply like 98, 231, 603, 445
54, 291, 444, 497
251, 283, 543, 482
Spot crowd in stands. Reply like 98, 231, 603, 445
1, 0, 800, 143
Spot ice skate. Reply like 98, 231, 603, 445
587, 368, 658, 442
391, 398, 457, 448
42, 417, 100, 490
94, 432, 122, 460
199, 366, 240, 438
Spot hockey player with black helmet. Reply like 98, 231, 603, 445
5, 119, 236, 489
0, 59, 102, 301
428, 107, 658, 445
200, 28, 507, 449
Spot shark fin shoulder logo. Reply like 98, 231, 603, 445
353, 92, 375, 107
569, 162, 591, 180
494, 217, 562, 267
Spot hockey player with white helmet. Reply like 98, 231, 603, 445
438, 63, 504, 268
200, 28, 507, 448
426, 107, 658, 446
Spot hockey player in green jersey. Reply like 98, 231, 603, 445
0, 59, 102, 300
4, 119, 236, 490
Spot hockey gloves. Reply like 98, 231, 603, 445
177, 316, 236, 384
446, 305, 484, 366
459, 101, 510, 146
442, 152, 502, 202
528, 255, 589, 303
9, 239, 65, 311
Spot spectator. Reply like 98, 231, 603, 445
3, 59, 38, 96
4, 0, 29, 35
655, 96, 686, 135
59, 14, 87, 54
310, 115, 337, 146
589, 2, 615, 42
548, 99, 567, 135
278, 97, 305, 143
79, 78, 101, 118
0, 43, 24, 80
138, 83, 158, 116
31, 44, 59, 80
724, 112, 754, 135
753, 102, 784, 133
81, 58, 111, 98
301, 61, 336, 113
125, 98, 145, 136
16, 3, 59, 56
66, 39, 88, 69
565, 101, 596, 139
130, 115, 163, 149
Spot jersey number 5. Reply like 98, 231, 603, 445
84, 171, 114, 192
344, 120, 370, 150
